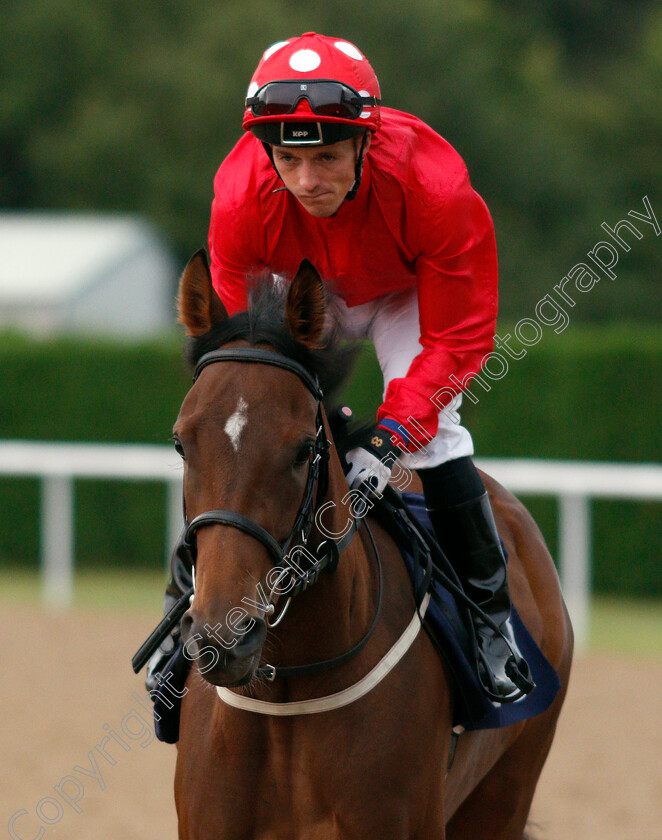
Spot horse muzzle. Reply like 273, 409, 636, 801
180, 608, 268, 687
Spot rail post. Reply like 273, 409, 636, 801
559, 492, 591, 651
41, 474, 74, 609
166, 475, 184, 572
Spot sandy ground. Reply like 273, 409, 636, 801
2, 601, 661, 840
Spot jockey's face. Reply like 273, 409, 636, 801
272, 134, 370, 218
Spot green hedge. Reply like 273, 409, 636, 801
0, 332, 190, 571
0, 326, 660, 596
345, 325, 662, 597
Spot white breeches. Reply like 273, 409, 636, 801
327, 288, 474, 470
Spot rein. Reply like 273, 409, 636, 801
217, 593, 431, 715
182, 346, 383, 684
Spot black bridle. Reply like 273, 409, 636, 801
181, 346, 382, 681
131, 345, 382, 678
184, 348, 334, 591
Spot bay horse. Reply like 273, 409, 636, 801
172, 251, 573, 839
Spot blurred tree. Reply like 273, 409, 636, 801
0, 0, 301, 253
0, 0, 659, 321
498, 0, 658, 70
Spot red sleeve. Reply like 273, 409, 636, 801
208, 168, 268, 316
377, 165, 498, 450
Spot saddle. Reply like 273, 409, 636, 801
369, 487, 561, 731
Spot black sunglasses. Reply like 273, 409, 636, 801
246, 79, 380, 119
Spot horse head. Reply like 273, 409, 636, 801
174, 251, 348, 687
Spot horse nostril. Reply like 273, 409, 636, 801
235, 618, 256, 636
180, 611, 194, 642
230, 617, 267, 658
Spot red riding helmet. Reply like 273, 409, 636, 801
243, 32, 381, 146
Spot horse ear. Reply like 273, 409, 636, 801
285, 259, 326, 348
177, 249, 228, 336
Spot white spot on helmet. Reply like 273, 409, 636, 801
334, 41, 363, 61
263, 40, 290, 61
358, 90, 372, 119
289, 49, 321, 72
246, 81, 259, 98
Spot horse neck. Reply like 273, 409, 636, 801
266, 448, 377, 669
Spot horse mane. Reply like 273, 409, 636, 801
185, 274, 359, 407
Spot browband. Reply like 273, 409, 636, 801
194, 348, 323, 401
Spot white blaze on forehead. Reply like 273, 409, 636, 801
224, 397, 249, 452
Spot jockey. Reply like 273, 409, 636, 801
206, 33, 533, 702
144, 33, 533, 704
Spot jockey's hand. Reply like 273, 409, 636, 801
345, 425, 403, 497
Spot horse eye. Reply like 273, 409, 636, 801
173, 436, 186, 459
294, 442, 314, 466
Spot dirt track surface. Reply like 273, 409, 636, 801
3, 601, 661, 840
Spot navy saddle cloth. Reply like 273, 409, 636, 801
151, 491, 561, 742
396, 492, 560, 731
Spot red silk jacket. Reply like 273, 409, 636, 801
209, 107, 498, 450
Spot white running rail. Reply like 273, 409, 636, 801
0, 441, 660, 649
0, 441, 183, 610
479, 458, 662, 648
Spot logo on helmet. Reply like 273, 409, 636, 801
280, 122, 323, 145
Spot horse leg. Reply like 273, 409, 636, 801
445, 707, 563, 840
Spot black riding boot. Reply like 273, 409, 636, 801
144, 529, 194, 691
423, 480, 534, 702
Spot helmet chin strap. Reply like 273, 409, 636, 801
261, 141, 278, 172
345, 130, 369, 202
259, 143, 289, 194
262, 131, 369, 203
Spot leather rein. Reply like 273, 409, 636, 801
182, 346, 383, 683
